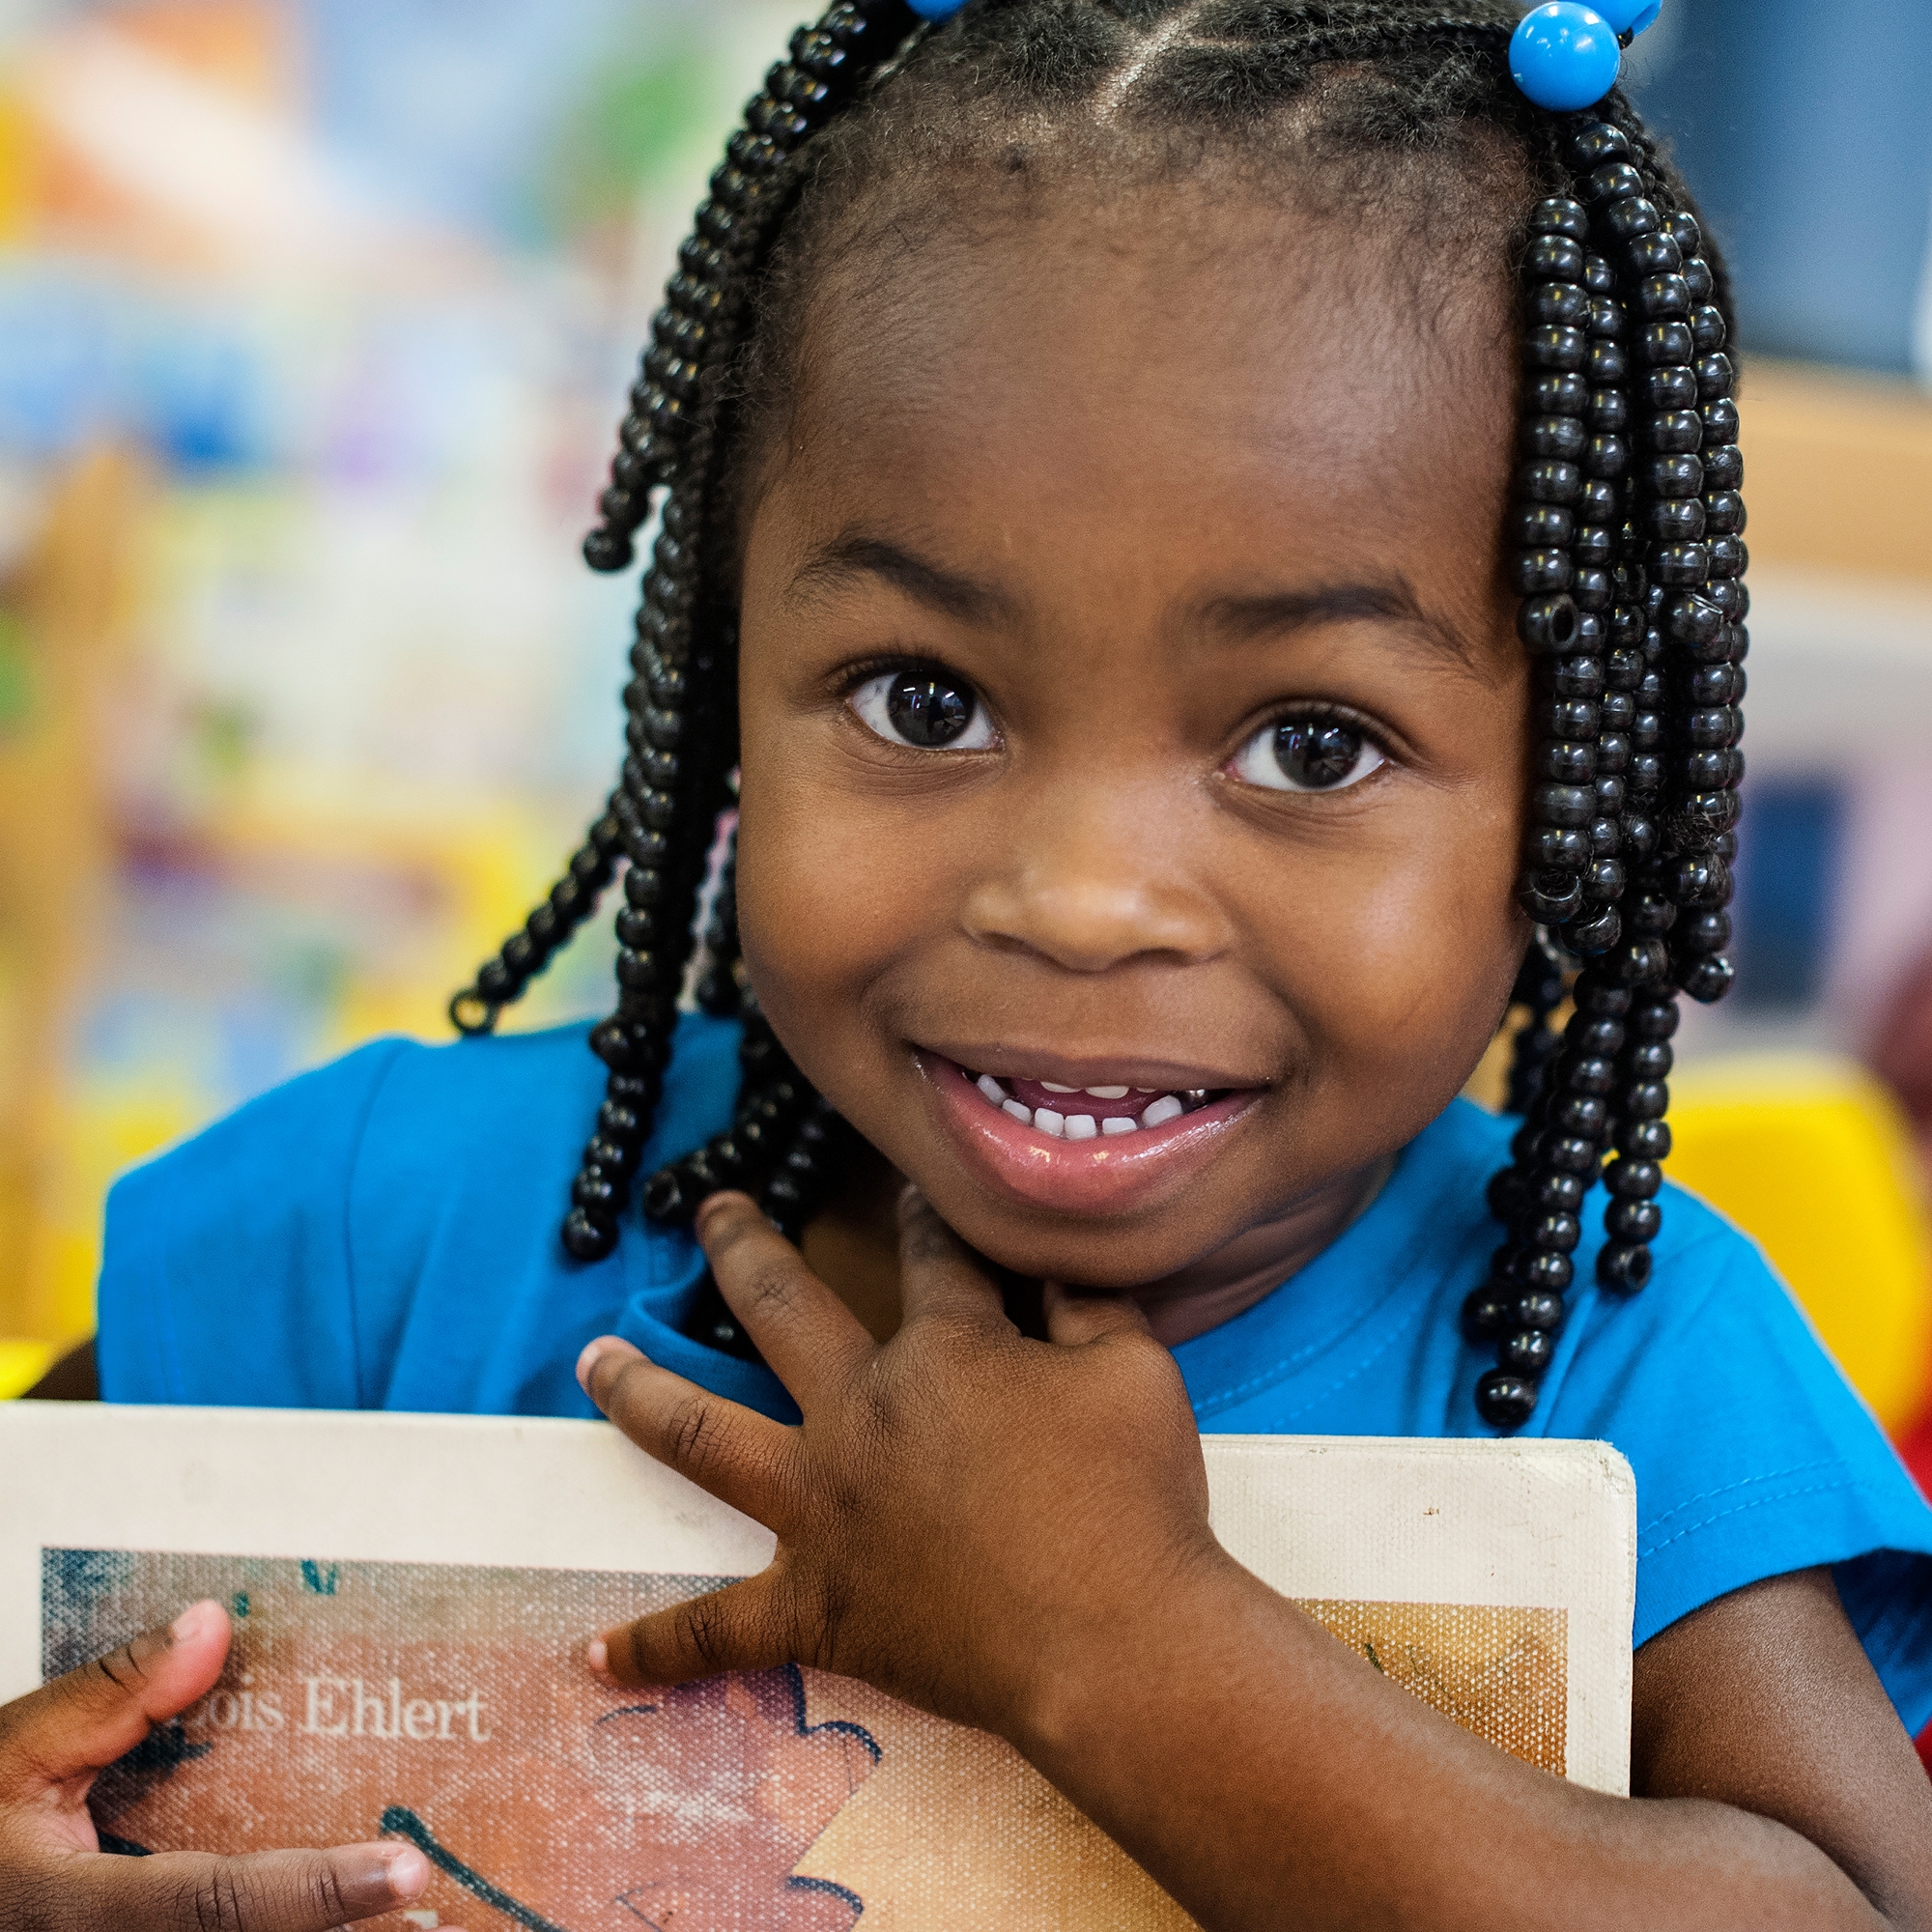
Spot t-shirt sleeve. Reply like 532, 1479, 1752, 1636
96, 1039, 413, 1409
1538, 1198, 1932, 1731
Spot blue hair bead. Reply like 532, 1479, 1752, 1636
1511, 4, 1623, 112
905, 0, 969, 17
1593, 0, 1663, 35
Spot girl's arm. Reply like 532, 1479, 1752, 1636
580, 1192, 1932, 1932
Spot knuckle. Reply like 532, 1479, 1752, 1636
192, 1865, 248, 1932
740, 1260, 801, 1320
306, 1859, 350, 1924
680, 1595, 735, 1675
664, 1395, 728, 1476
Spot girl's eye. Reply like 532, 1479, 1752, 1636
1231, 716, 1385, 793
850, 669, 997, 751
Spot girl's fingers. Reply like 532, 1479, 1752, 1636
592, 1575, 796, 1688
0, 1598, 229, 1789
895, 1188, 1006, 1326
696, 1192, 875, 1402
580, 1338, 797, 1525
1043, 1279, 1156, 1348
71, 1839, 431, 1931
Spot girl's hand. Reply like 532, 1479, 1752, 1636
578, 1187, 1224, 1742
0, 1600, 453, 1932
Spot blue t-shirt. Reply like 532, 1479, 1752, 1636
98, 1016, 1932, 1728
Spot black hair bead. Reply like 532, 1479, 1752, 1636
1707, 533, 1747, 580
1529, 284, 1590, 328
1584, 438, 1628, 482
1545, 1136, 1601, 1178
1587, 340, 1629, 384
1691, 305, 1728, 352
1587, 298, 1622, 339
1585, 161, 1644, 203
1529, 198, 1591, 239
1646, 499, 1707, 542
1463, 1284, 1512, 1340
1588, 387, 1630, 433
1625, 233, 1682, 277
1642, 410, 1702, 455
1653, 543, 1712, 585
1523, 413, 1588, 460
1519, 595, 1581, 654
1521, 870, 1585, 923
1635, 274, 1690, 320
1539, 740, 1597, 782
1525, 327, 1588, 372
1569, 121, 1633, 166
1597, 1242, 1652, 1293
1501, 1328, 1557, 1376
1681, 955, 1736, 1003
1605, 196, 1661, 242
1703, 444, 1744, 490
1583, 255, 1615, 297
1516, 505, 1577, 548
1583, 859, 1625, 902
1635, 322, 1695, 368
1476, 1371, 1538, 1430
1532, 371, 1590, 415
1605, 1159, 1662, 1201
1527, 235, 1586, 280
1618, 1117, 1672, 1160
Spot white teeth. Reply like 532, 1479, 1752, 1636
977, 1074, 1009, 1106
1064, 1115, 1098, 1141
1002, 1098, 1032, 1124
1039, 1081, 1079, 1094
1034, 1108, 1066, 1137
1101, 1117, 1138, 1135
1141, 1094, 1184, 1127
1085, 1085, 1130, 1100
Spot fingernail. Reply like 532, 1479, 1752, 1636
585, 1637, 609, 1677
380, 1845, 428, 1897
169, 1600, 220, 1644
575, 1338, 609, 1391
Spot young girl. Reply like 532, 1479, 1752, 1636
8, 1, 1932, 1925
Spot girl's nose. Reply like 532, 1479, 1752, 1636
959, 789, 1230, 974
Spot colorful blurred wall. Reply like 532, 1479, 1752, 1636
0, 0, 797, 1356
1, 2, 1930, 1377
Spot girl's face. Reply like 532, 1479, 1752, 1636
732, 192, 1531, 1295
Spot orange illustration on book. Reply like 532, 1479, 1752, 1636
47, 1550, 1565, 1931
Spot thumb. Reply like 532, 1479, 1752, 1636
593, 1573, 802, 1688
0, 1598, 230, 1792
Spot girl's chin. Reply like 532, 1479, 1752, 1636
911, 1051, 1262, 1222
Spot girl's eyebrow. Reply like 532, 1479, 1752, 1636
786, 532, 1016, 627
788, 534, 1486, 679
1200, 579, 1481, 673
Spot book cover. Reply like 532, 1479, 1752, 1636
1, 1406, 1636, 1930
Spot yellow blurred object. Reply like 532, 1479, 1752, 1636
0, 1339, 54, 1401
1667, 1054, 1932, 1435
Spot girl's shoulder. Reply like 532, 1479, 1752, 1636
95, 1014, 743, 1414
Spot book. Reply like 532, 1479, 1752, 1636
1, 1404, 1634, 1930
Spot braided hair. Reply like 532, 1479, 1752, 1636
449, 0, 1747, 1429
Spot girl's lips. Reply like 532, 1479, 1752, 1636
914, 1051, 1260, 1217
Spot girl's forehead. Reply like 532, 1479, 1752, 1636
758, 195, 1517, 603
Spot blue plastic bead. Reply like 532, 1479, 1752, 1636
1511, 4, 1623, 111
1593, 0, 1662, 33
905, 0, 968, 16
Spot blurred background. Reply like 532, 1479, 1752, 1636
1, 1, 1931, 1431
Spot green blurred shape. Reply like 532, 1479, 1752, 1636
0, 610, 31, 734
546, 39, 720, 231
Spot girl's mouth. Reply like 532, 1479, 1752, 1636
961, 1070, 1223, 1139
914, 1052, 1262, 1218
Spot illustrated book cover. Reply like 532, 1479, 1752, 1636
0, 1404, 1636, 1929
